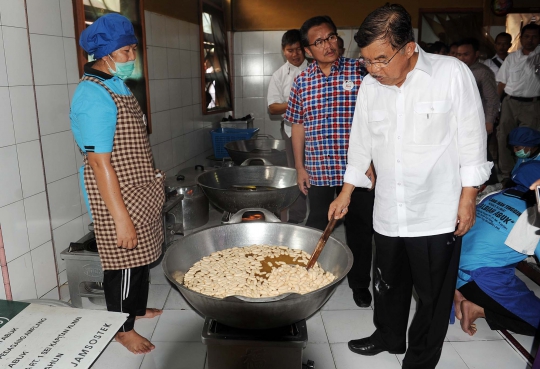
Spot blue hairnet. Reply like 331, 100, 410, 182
79, 13, 137, 59
508, 127, 540, 147
512, 161, 540, 190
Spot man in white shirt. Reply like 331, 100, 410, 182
496, 23, 540, 182
267, 29, 309, 223
484, 32, 512, 75
329, 4, 492, 369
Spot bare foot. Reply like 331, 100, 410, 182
136, 308, 163, 320
460, 300, 485, 336
115, 330, 155, 354
454, 289, 466, 321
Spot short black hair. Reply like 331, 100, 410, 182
300, 16, 337, 47
449, 42, 459, 49
427, 41, 448, 54
354, 3, 415, 50
458, 37, 480, 52
281, 29, 302, 49
495, 32, 512, 43
521, 23, 540, 37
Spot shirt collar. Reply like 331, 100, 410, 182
286, 59, 308, 71
309, 56, 344, 77
84, 61, 113, 80
413, 44, 432, 76
363, 43, 432, 86
518, 45, 540, 57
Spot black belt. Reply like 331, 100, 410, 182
509, 95, 540, 102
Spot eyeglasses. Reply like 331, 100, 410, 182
363, 43, 407, 69
307, 34, 338, 49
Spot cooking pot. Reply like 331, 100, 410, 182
225, 138, 287, 167
196, 160, 300, 214
163, 208, 353, 329
165, 165, 209, 231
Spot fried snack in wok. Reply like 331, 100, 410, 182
176, 245, 335, 298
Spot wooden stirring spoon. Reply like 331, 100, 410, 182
306, 214, 338, 270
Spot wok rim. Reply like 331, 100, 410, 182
162, 222, 354, 303
224, 139, 287, 154
196, 166, 299, 191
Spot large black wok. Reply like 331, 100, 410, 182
163, 210, 353, 329
225, 139, 288, 167
196, 162, 300, 213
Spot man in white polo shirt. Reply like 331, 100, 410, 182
496, 23, 540, 182
267, 29, 309, 223
329, 4, 492, 368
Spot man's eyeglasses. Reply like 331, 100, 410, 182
308, 34, 338, 49
363, 43, 407, 69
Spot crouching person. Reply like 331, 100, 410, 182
455, 161, 540, 336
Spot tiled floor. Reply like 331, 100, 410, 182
88, 210, 539, 369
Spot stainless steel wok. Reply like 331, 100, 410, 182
225, 139, 287, 167
162, 210, 353, 329
196, 162, 300, 213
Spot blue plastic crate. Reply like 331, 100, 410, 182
210, 127, 259, 159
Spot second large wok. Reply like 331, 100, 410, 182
163, 215, 353, 329
225, 139, 288, 167
197, 164, 300, 213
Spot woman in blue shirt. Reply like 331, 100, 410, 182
71, 14, 164, 355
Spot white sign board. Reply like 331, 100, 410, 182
0, 301, 127, 369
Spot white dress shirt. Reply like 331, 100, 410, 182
496, 45, 540, 98
483, 55, 504, 75
344, 45, 492, 237
267, 59, 308, 137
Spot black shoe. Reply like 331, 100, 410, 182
348, 337, 406, 356
352, 288, 372, 308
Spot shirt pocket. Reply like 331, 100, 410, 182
368, 110, 389, 140
413, 100, 451, 145
508, 65, 523, 80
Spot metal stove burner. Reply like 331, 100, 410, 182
202, 318, 314, 369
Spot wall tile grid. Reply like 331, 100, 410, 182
145, 11, 224, 176
0, 0, 80, 301
231, 29, 363, 139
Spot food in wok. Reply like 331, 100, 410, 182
172, 245, 335, 298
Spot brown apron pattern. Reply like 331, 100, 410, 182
81, 75, 165, 270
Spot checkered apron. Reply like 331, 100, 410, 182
82, 76, 164, 270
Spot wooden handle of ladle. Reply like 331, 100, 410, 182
306, 215, 338, 270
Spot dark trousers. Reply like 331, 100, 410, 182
371, 232, 461, 369
486, 134, 499, 185
459, 281, 537, 336
306, 185, 374, 289
103, 264, 150, 332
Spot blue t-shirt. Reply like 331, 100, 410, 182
458, 190, 540, 288
70, 63, 132, 218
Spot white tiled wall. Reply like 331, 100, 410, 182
145, 11, 223, 176
0, 3, 222, 303
0, 0, 64, 301
231, 28, 362, 138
